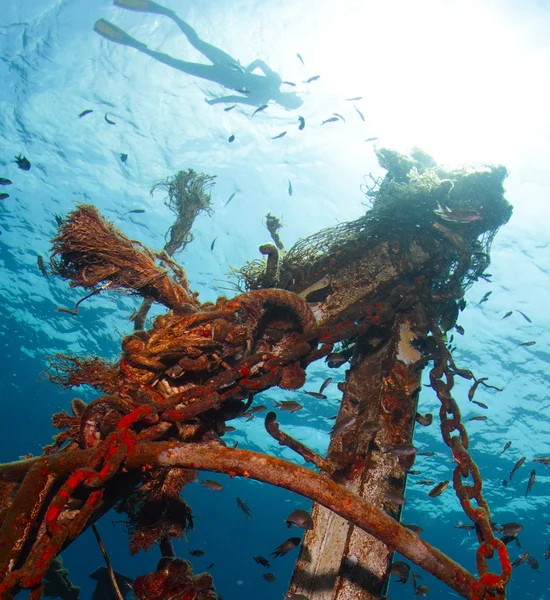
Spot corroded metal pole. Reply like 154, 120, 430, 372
288, 307, 429, 600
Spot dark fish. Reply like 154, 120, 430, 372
435, 203, 482, 223
251, 104, 268, 117
466, 415, 487, 422
270, 537, 301, 558
406, 470, 421, 475
37, 256, 50, 280
263, 572, 276, 582
467, 377, 487, 401
246, 404, 267, 414
533, 456, 550, 466
321, 117, 339, 125
417, 451, 434, 456
414, 585, 430, 597
471, 400, 488, 409
416, 480, 436, 486
120, 153, 128, 162
285, 509, 313, 530
545, 546, 550, 560
0, 178, 12, 185
225, 192, 237, 206
525, 469, 536, 498
253, 555, 271, 567
78, 109, 93, 118
237, 496, 252, 519
319, 377, 332, 394
271, 131, 287, 139
516, 340, 536, 348
478, 291, 492, 304
228, 134, 235, 143
385, 489, 406, 505
354, 105, 365, 121
428, 480, 449, 498
510, 456, 526, 479
0, 193, 8, 200
516, 310, 532, 323
210, 237, 218, 251
330, 416, 357, 437
15, 154, 31, 170
54, 214, 63, 227
104, 112, 116, 125
304, 75, 320, 83
123, 209, 145, 216
325, 352, 348, 368
512, 551, 529, 567
224, 105, 236, 111
455, 324, 465, 335
527, 555, 539, 570
189, 549, 204, 556
304, 391, 327, 399
390, 561, 410, 584
385, 444, 416, 457
298, 116, 305, 130
297, 53, 305, 66
364, 136, 378, 142
498, 522, 522, 536
199, 479, 223, 491
283, 81, 297, 86
501, 311, 513, 320
288, 180, 293, 196
206, 562, 214, 569
403, 524, 423, 534
333, 112, 346, 122
346, 96, 362, 101
455, 523, 475, 530
274, 400, 302, 413
502, 479, 508, 487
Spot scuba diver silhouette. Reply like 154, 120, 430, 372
94, 0, 303, 110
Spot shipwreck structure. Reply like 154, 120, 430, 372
0, 149, 512, 600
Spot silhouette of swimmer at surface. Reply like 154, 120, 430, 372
94, 0, 303, 110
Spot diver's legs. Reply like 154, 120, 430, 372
113, 0, 172, 15
94, 19, 148, 51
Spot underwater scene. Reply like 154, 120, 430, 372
1, 0, 549, 599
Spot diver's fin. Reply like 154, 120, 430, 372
93, 19, 148, 51
113, 0, 170, 14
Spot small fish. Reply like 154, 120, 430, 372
0, 178, 12, 185
533, 456, 550, 466
330, 416, 357, 437
385, 488, 406, 505
428, 480, 449, 498
471, 400, 488, 409
0, 193, 8, 200
263, 572, 276, 582
282, 81, 297, 86
498, 522, 523, 536
502, 479, 508, 487
253, 556, 271, 567
478, 292, 492, 305
199, 479, 224, 491
501, 311, 513, 320
403, 524, 423, 534
545, 546, 550, 560
304, 391, 327, 400
416, 480, 436, 486
123, 209, 145, 216
512, 551, 529, 568
285, 509, 313, 530
271, 131, 287, 139
288, 180, 293, 196
274, 400, 302, 413
298, 116, 305, 130
435, 203, 482, 224
228, 134, 235, 143
385, 444, 416, 457
525, 469, 536, 498
354, 105, 365, 121
304, 75, 320, 83
467, 377, 487, 401
406, 470, 421, 475
104, 112, 116, 125
510, 456, 526, 479
15, 154, 31, 170
206, 562, 214, 569
224, 105, 236, 111
224, 192, 237, 206
455, 523, 475, 530
54, 214, 63, 227
319, 377, 332, 394
210, 237, 218, 251
466, 415, 487, 422
120, 153, 128, 162
189, 549, 204, 556
346, 96, 362, 101
516, 310, 532, 323
78, 109, 93, 118
37, 256, 50, 280
364, 136, 378, 142
414, 585, 430, 597
270, 537, 301, 558
251, 104, 268, 117
516, 340, 536, 348
417, 451, 434, 457
527, 555, 539, 570
455, 324, 465, 335
325, 352, 348, 368
297, 53, 305, 66
246, 405, 267, 415
237, 496, 252, 518
333, 112, 346, 122
390, 561, 410, 584
321, 117, 339, 125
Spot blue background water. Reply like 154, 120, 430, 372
1, 0, 550, 598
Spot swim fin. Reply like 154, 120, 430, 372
113, 0, 169, 14
93, 19, 148, 51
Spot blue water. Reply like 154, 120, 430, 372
1, 0, 550, 598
